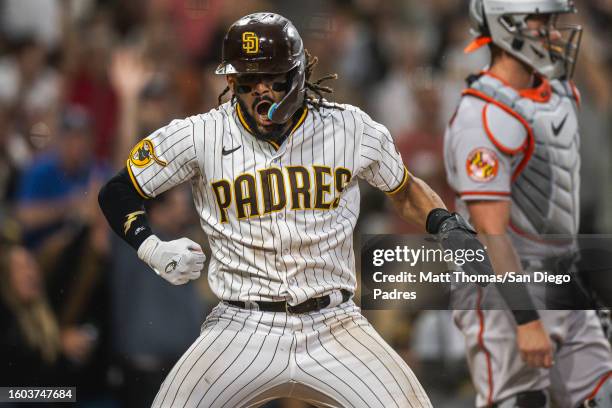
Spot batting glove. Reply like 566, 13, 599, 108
137, 235, 205, 285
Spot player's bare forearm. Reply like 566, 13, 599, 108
389, 172, 446, 231
478, 233, 523, 276
466, 201, 522, 276
467, 200, 551, 366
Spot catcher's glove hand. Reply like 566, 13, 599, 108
137, 235, 205, 285
426, 208, 494, 285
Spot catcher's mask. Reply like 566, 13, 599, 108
468, 0, 583, 80
215, 12, 306, 124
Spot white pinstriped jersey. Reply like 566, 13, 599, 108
127, 101, 408, 305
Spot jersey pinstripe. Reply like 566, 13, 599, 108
127, 101, 409, 305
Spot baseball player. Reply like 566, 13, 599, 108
97, 12, 485, 408
444, 1, 612, 407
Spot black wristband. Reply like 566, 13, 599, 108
426, 208, 452, 234
495, 280, 540, 325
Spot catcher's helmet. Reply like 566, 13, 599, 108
215, 12, 306, 124
468, 0, 582, 79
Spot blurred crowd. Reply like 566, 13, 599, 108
0, 0, 610, 407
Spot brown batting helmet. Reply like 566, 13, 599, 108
215, 12, 306, 124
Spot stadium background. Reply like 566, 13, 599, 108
0, 0, 610, 407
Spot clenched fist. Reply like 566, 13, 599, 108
137, 235, 205, 285
516, 320, 554, 368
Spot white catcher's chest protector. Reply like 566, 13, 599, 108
467, 74, 581, 238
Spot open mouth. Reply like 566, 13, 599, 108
255, 100, 273, 126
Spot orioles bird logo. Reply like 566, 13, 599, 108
242, 32, 259, 54
466, 148, 498, 182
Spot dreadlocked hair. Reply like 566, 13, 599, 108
304, 49, 343, 111
217, 86, 236, 106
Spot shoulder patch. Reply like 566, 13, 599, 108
466, 147, 499, 182
483, 103, 528, 154
129, 139, 167, 168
